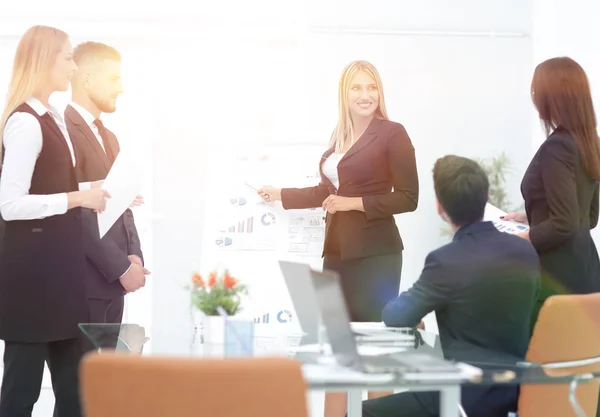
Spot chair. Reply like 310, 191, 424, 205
80, 354, 309, 417
517, 293, 600, 417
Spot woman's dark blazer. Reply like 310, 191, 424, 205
522, 126, 600, 298
281, 118, 419, 260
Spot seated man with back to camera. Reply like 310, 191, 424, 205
361, 155, 540, 417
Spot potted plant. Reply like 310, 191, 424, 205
188, 269, 247, 347
477, 151, 513, 212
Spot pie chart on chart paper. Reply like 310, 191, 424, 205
215, 237, 233, 247
261, 212, 276, 226
277, 310, 293, 323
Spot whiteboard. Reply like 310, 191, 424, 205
199, 145, 329, 332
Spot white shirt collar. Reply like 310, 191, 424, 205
69, 102, 97, 127
25, 97, 64, 123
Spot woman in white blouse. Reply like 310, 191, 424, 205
0, 25, 109, 417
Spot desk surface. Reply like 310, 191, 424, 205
79, 322, 596, 388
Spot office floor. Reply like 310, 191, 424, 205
33, 385, 55, 417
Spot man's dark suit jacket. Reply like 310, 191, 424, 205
65, 104, 143, 299
281, 118, 419, 259
383, 221, 540, 417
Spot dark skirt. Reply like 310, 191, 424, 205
531, 230, 600, 329
323, 252, 402, 322
0, 209, 88, 343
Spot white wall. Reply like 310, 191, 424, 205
0, 1, 538, 345
139, 0, 539, 339
1, 1, 600, 415
2, 0, 599, 345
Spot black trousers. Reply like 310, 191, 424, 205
0, 338, 83, 417
362, 391, 437, 417
81, 296, 125, 353
362, 387, 519, 417
323, 252, 402, 322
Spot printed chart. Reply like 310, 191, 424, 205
205, 146, 327, 255
200, 145, 329, 333
484, 203, 529, 234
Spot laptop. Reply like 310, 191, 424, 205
278, 260, 321, 344
278, 260, 414, 345
310, 268, 461, 374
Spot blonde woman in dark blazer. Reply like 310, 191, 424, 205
259, 60, 419, 417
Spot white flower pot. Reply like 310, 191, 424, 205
201, 315, 225, 357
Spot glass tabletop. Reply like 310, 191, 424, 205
78, 323, 599, 388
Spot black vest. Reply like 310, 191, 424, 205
0, 103, 88, 343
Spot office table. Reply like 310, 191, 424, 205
79, 323, 596, 417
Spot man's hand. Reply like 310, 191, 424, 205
129, 195, 145, 208
128, 255, 151, 275
119, 263, 147, 293
119, 324, 150, 354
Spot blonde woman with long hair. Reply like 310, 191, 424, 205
258, 61, 418, 415
0, 26, 109, 417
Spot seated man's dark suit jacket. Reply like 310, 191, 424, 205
65, 105, 143, 306
378, 221, 540, 417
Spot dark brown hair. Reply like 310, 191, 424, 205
531, 57, 600, 180
433, 155, 489, 227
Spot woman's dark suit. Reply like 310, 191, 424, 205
281, 118, 419, 321
521, 126, 600, 324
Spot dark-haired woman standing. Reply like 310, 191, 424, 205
506, 57, 600, 327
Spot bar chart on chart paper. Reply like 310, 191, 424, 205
214, 208, 282, 251
227, 217, 255, 233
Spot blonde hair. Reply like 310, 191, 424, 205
0, 25, 69, 162
330, 60, 389, 153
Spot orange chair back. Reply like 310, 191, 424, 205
80, 354, 309, 417
518, 293, 600, 417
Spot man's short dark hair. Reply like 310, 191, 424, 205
73, 42, 121, 66
433, 155, 489, 226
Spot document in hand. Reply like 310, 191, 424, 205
484, 203, 529, 234
97, 144, 144, 238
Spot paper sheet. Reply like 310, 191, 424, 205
350, 322, 407, 332
484, 203, 529, 234
402, 362, 483, 381
97, 145, 144, 238
287, 210, 326, 255
292, 343, 410, 356
303, 361, 481, 384
302, 364, 397, 383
